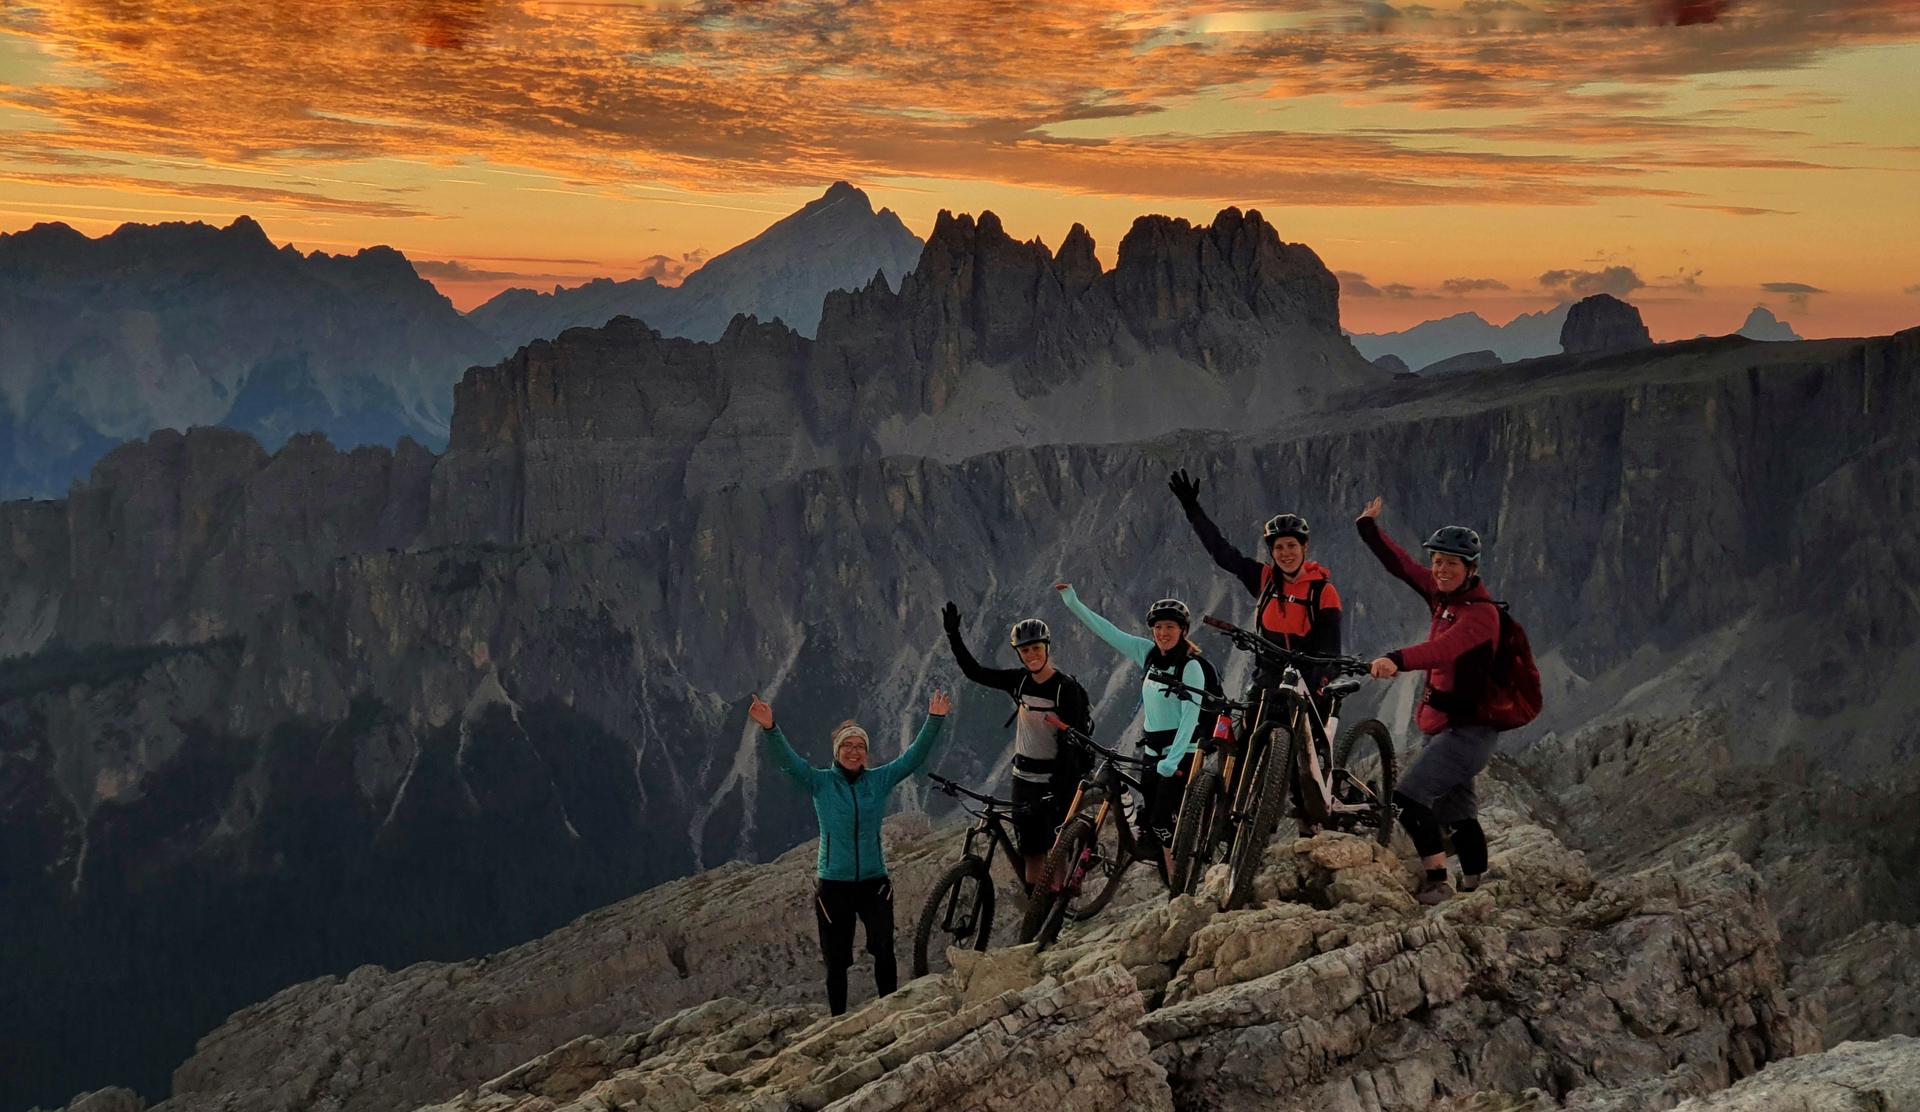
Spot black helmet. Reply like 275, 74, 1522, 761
1009, 618, 1051, 648
1263, 514, 1310, 544
1145, 598, 1191, 629
1423, 525, 1482, 562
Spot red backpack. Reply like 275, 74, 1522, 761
1479, 603, 1543, 731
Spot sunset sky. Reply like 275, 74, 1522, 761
2, 0, 1917, 339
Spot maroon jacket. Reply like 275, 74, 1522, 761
1357, 517, 1500, 735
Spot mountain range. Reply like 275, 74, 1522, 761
463, 181, 925, 352
0, 184, 927, 501
1348, 302, 1803, 372
3, 200, 1916, 1110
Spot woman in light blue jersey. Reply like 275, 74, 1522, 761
1054, 583, 1214, 880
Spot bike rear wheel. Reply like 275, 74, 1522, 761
1223, 726, 1285, 911
1169, 764, 1221, 895
1333, 719, 1398, 847
912, 854, 996, 978
1022, 816, 1093, 949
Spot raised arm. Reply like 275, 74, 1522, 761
1154, 658, 1208, 776
874, 694, 951, 789
751, 694, 822, 790
1056, 584, 1151, 669
942, 602, 1026, 694
1356, 505, 1435, 599
1170, 471, 1263, 596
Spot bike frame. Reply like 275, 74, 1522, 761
1041, 717, 1148, 890
931, 775, 1029, 891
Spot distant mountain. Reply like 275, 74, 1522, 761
0, 217, 497, 500
1347, 303, 1571, 371
465, 182, 926, 352
1418, 349, 1503, 375
1737, 306, 1802, 341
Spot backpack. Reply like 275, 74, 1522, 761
1187, 652, 1226, 747
1256, 566, 1327, 640
1478, 603, 1543, 731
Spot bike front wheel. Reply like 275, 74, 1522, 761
1223, 726, 1285, 911
1022, 817, 1093, 949
1169, 763, 1222, 896
1333, 719, 1398, 847
1068, 808, 1133, 920
912, 854, 997, 978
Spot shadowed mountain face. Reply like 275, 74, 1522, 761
3, 203, 1917, 1108
464, 182, 927, 351
0, 218, 498, 500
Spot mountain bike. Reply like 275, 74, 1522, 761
1158, 681, 1255, 896
1197, 616, 1395, 910
911, 773, 1033, 978
1017, 718, 1155, 950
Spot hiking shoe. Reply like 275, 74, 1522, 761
1458, 873, 1483, 893
1415, 879, 1454, 907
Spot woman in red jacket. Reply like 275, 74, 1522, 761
1356, 497, 1500, 906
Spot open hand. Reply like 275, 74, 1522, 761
941, 601, 961, 636
929, 689, 952, 717
1168, 468, 1200, 506
748, 693, 775, 730
1360, 497, 1384, 521
1369, 657, 1399, 680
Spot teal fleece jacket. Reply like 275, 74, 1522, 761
1057, 586, 1204, 776
761, 714, 947, 881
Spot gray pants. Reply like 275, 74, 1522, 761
1396, 724, 1498, 826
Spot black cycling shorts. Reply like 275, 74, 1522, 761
1011, 774, 1076, 857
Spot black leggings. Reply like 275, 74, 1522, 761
815, 877, 896, 1015
1136, 730, 1186, 848
1394, 793, 1489, 876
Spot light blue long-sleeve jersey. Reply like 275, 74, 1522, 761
1057, 586, 1205, 776
760, 714, 947, 880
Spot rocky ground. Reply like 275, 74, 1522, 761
47, 746, 1920, 1112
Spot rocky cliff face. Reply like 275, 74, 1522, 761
440, 205, 1378, 544
3, 248, 1916, 1106
463, 183, 927, 351
1558, 294, 1654, 355
0, 218, 498, 500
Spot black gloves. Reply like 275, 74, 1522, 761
1168, 468, 1200, 508
941, 601, 962, 637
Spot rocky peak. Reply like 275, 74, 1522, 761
1112, 206, 1344, 347
1560, 293, 1654, 354
1738, 305, 1801, 342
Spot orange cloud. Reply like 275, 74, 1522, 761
1, 0, 1915, 210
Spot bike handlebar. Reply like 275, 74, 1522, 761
1201, 615, 1373, 676
1040, 714, 1156, 768
927, 773, 1027, 812
1152, 676, 1252, 713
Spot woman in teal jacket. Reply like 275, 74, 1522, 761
749, 688, 950, 1015
1055, 583, 1208, 880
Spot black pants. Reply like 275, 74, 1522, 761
1136, 730, 1186, 849
1011, 771, 1079, 857
815, 877, 896, 1015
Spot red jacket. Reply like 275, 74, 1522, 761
1357, 517, 1500, 734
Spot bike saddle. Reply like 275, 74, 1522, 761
1325, 677, 1364, 698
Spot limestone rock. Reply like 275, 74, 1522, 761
1668, 1035, 1920, 1110
1559, 294, 1653, 354
1792, 921, 1920, 1044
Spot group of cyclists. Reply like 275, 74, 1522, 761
751, 470, 1523, 1015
